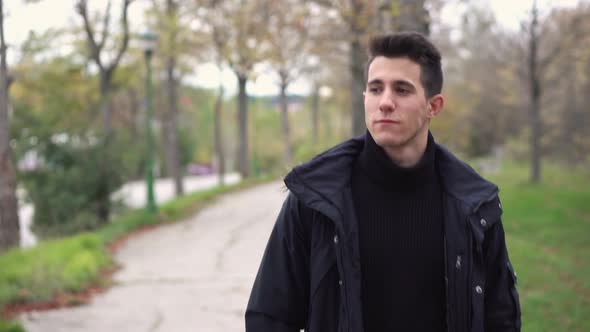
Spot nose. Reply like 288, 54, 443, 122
378, 89, 395, 112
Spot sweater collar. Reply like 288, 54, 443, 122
356, 131, 437, 192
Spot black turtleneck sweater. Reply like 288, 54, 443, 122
351, 132, 446, 332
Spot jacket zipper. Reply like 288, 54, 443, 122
337, 240, 351, 332
332, 225, 351, 332
443, 235, 450, 332
467, 227, 473, 332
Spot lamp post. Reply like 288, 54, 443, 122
140, 31, 157, 213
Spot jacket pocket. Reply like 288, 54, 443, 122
507, 261, 521, 330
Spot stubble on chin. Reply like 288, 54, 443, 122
371, 130, 407, 150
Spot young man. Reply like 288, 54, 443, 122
246, 32, 521, 332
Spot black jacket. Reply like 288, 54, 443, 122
246, 136, 521, 332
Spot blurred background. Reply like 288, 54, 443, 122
0, 0, 588, 331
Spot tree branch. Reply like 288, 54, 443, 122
107, 0, 133, 74
76, 0, 104, 71
539, 11, 583, 69
97, 0, 112, 52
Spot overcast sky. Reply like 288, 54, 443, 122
4, 0, 582, 96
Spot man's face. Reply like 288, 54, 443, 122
364, 56, 439, 152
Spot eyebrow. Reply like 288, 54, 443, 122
367, 79, 416, 89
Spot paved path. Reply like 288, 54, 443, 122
20, 181, 287, 332
111, 173, 242, 209
18, 174, 241, 248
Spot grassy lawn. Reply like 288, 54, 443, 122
486, 163, 590, 332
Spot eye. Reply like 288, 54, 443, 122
396, 87, 410, 95
368, 86, 382, 94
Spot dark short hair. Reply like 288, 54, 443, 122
366, 32, 443, 98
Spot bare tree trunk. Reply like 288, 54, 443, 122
99, 74, 113, 137
529, 0, 541, 183
279, 73, 292, 166
311, 82, 320, 145
97, 74, 113, 222
585, 59, 590, 148
236, 73, 250, 177
350, 34, 366, 137
128, 88, 139, 140
127, 88, 144, 180
164, 0, 183, 196
347, 0, 367, 138
77, 0, 132, 221
0, 0, 20, 251
164, 59, 183, 195
214, 84, 225, 186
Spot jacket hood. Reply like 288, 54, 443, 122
284, 134, 498, 220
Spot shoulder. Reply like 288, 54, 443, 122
276, 192, 315, 237
293, 136, 364, 175
434, 142, 499, 210
285, 136, 364, 202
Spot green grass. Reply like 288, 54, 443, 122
0, 234, 109, 305
0, 320, 25, 332
0, 175, 276, 331
486, 163, 590, 332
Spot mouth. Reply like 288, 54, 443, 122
375, 119, 400, 124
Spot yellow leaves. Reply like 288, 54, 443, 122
389, 0, 400, 18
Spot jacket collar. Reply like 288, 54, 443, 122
284, 136, 363, 224
284, 134, 498, 222
434, 143, 499, 212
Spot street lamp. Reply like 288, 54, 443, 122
140, 30, 157, 213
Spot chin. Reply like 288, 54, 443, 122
371, 131, 406, 149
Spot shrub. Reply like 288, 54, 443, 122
21, 141, 125, 237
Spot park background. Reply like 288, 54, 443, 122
0, 0, 588, 331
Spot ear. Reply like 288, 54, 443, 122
363, 91, 366, 103
427, 94, 444, 118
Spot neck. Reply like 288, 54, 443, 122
383, 128, 429, 168
357, 130, 437, 193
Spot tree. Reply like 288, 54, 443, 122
524, 0, 584, 182
162, 0, 184, 195
527, 0, 542, 183
10, 44, 133, 236
345, 0, 371, 137
76, 0, 133, 219
76, 0, 133, 137
212, 83, 225, 184
149, 0, 192, 196
303, 4, 348, 147
450, 7, 519, 157
310, 81, 320, 144
0, 0, 20, 251
265, 1, 312, 166
534, 4, 590, 165
203, 0, 269, 177
211, 26, 226, 186
314, 0, 430, 137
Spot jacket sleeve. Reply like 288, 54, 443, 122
483, 217, 522, 332
245, 193, 310, 331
